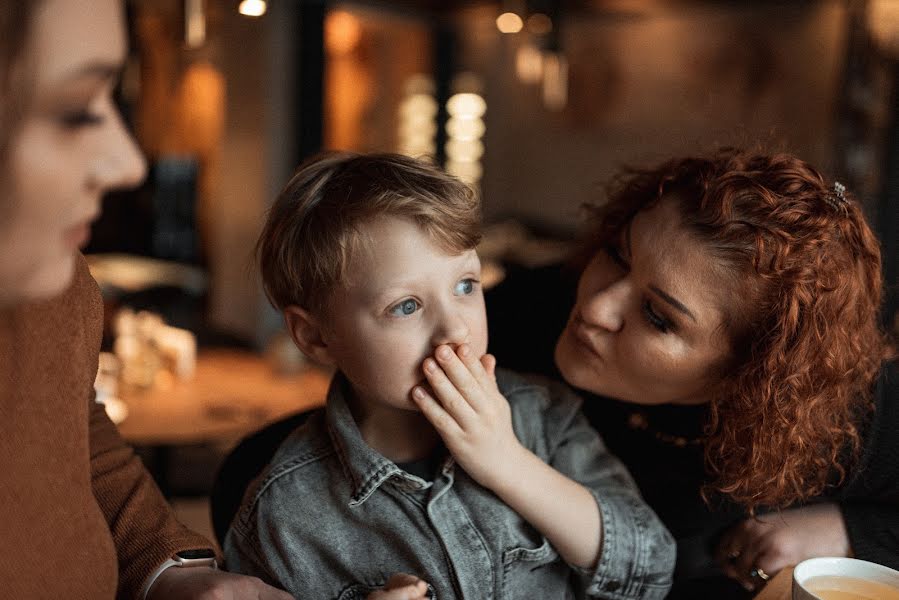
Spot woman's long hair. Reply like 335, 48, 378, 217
0, 2, 37, 160
586, 149, 890, 513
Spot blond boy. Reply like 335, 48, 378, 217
224, 152, 674, 599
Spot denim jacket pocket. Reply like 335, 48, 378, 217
501, 539, 574, 600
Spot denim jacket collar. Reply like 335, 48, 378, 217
226, 368, 677, 600
325, 373, 443, 506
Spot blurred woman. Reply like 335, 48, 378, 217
487, 149, 897, 597
0, 1, 291, 598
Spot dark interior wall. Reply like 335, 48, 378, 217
454, 2, 849, 233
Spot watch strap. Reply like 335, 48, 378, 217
140, 551, 218, 600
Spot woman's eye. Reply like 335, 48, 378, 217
59, 110, 104, 129
454, 278, 478, 296
389, 298, 420, 317
605, 245, 630, 271
642, 300, 671, 333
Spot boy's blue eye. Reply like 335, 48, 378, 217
454, 278, 476, 296
390, 298, 420, 316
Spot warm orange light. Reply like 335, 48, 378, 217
238, 0, 266, 18
445, 160, 483, 184
446, 138, 485, 162
496, 12, 524, 34
515, 43, 543, 84
542, 53, 568, 111
185, 0, 205, 47
446, 116, 485, 141
446, 93, 487, 118
445, 90, 486, 186
869, 0, 899, 55
398, 75, 438, 159
325, 10, 363, 56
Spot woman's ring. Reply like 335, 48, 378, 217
749, 568, 770, 581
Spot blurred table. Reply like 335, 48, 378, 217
116, 349, 330, 446
87, 253, 207, 296
114, 349, 330, 495
754, 568, 793, 600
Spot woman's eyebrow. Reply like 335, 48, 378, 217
649, 284, 697, 322
60, 60, 123, 84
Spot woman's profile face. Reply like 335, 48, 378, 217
0, 0, 146, 307
554, 195, 735, 406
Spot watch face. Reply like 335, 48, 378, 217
177, 549, 216, 560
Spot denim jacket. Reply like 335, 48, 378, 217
224, 369, 674, 599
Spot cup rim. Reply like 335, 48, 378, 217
794, 557, 899, 592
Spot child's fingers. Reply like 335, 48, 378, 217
398, 585, 428, 600
434, 345, 486, 410
411, 384, 465, 439
367, 583, 427, 600
455, 343, 492, 386
422, 357, 477, 427
384, 574, 428, 595
480, 353, 497, 380
399, 581, 428, 599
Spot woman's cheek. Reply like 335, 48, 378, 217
631, 336, 703, 398
619, 332, 674, 385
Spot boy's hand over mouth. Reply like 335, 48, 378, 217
413, 343, 603, 570
412, 343, 526, 490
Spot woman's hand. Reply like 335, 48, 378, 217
716, 502, 851, 591
411, 343, 524, 490
366, 574, 429, 600
147, 567, 294, 599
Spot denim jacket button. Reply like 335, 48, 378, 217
603, 580, 621, 592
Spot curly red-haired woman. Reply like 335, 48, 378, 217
487, 149, 896, 598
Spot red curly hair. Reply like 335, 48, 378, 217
586, 148, 890, 513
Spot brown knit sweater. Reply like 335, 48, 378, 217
0, 255, 211, 599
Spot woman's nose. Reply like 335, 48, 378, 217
91, 105, 147, 192
580, 278, 630, 332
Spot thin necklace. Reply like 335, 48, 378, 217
626, 411, 704, 448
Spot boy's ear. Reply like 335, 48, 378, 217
283, 305, 335, 366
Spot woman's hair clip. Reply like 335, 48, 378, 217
824, 181, 849, 214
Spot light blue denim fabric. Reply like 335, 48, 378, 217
224, 369, 674, 599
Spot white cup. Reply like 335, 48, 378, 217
793, 557, 899, 599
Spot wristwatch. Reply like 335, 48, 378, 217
141, 548, 218, 599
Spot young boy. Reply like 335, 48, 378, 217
224, 152, 674, 600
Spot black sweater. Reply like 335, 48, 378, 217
486, 263, 899, 599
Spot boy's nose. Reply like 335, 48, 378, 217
580, 278, 630, 333
430, 309, 471, 348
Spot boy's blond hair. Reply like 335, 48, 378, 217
257, 151, 481, 313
